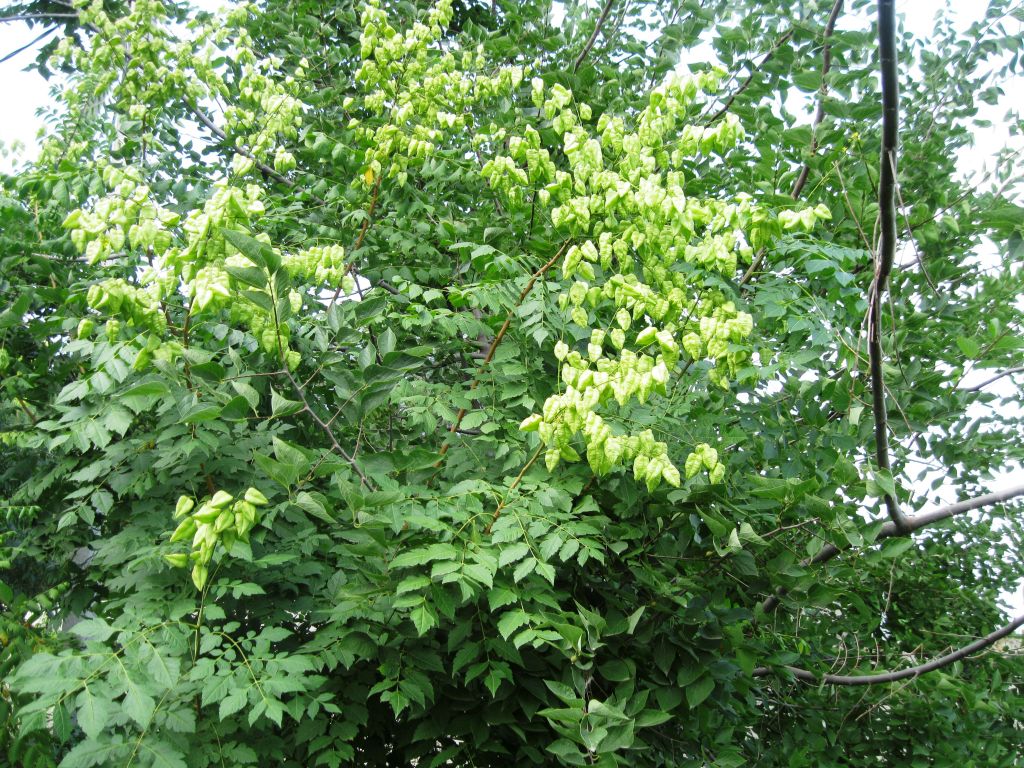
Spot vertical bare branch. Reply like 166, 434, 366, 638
789, 0, 845, 199
869, 0, 911, 533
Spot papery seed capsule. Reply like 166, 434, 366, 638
192, 504, 219, 523
163, 553, 188, 568
209, 490, 233, 509
244, 487, 269, 506
174, 495, 195, 519
191, 563, 208, 591
169, 517, 197, 543
214, 509, 234, 534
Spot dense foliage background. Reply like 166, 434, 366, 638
1, 0, 1023, 765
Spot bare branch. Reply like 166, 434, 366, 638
706, 30, 794, 125
1, 24, 57, 65
965, 366, 1024, 392
280, 369, 376, 491
789, 0, 844, 200
329, 175, 382, 307
753, 614, 1024, 685
867, 0, 911, 533
0, 13, 78, 23
739, 0, 843, 286
188, 103, 308, 195
436, 243, 569, 463
759, 482, 1024, 613
573, 0, 616, 73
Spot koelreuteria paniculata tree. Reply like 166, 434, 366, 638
1, 0, 1022, 765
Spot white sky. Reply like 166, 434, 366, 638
1, 2, 1021, 606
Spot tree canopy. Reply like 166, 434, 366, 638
1, 0, 1023, 766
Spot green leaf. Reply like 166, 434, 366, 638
872, 468, 897, 499
498, 542, 531, 568
225, 263, 269, 289
124, 683, 155, 728
410, 602, 436, 635
220, 395, 253, 420
222, 228, 281, 272
180, 403, 222, 424
496, 609, 530, 640
76, 688, 108, 740
685, 675, 715, 709
120, 380, 169, 411
296, 490, 336, 524
219, 688, 248, 720
271, 388, 303, 418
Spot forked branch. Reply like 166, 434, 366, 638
759, 482, 1024, 613
436, 243, 568, 462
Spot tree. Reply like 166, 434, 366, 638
1, 0, 1023, 765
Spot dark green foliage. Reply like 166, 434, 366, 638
1, 0, 1022, 766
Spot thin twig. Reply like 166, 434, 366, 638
0, 24, 57, 65
280, 369, 376, 490
329, 175, 382, 307
573, 0, 616, 72
739, 0, 844, 286
436, 242, 569, 462
485, 445, 544, 534
0, 13, 79, 22
790, 0, 844, 200
706, 30, 794, 125
188, 104, 302, 192
964, 366, 1024, 392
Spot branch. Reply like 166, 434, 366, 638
573, 0, 616, 72
753, 613, 1024, 685
706, 30, 794, 125
436, 243, 568, 463
866, 0, 911, 533
739, 0, 843, 285
965, 366, 1024, 392
759, 482, 1024, 613
280, 369, 376, 491
0, 24, 57, 65
790, 0, 844, 200
0, 13, 79, 23
188, 103, 328, 207
329, 175, 382, 307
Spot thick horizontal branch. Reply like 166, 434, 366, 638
759, 482, 1024, 613
753, 613, 1024, 685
